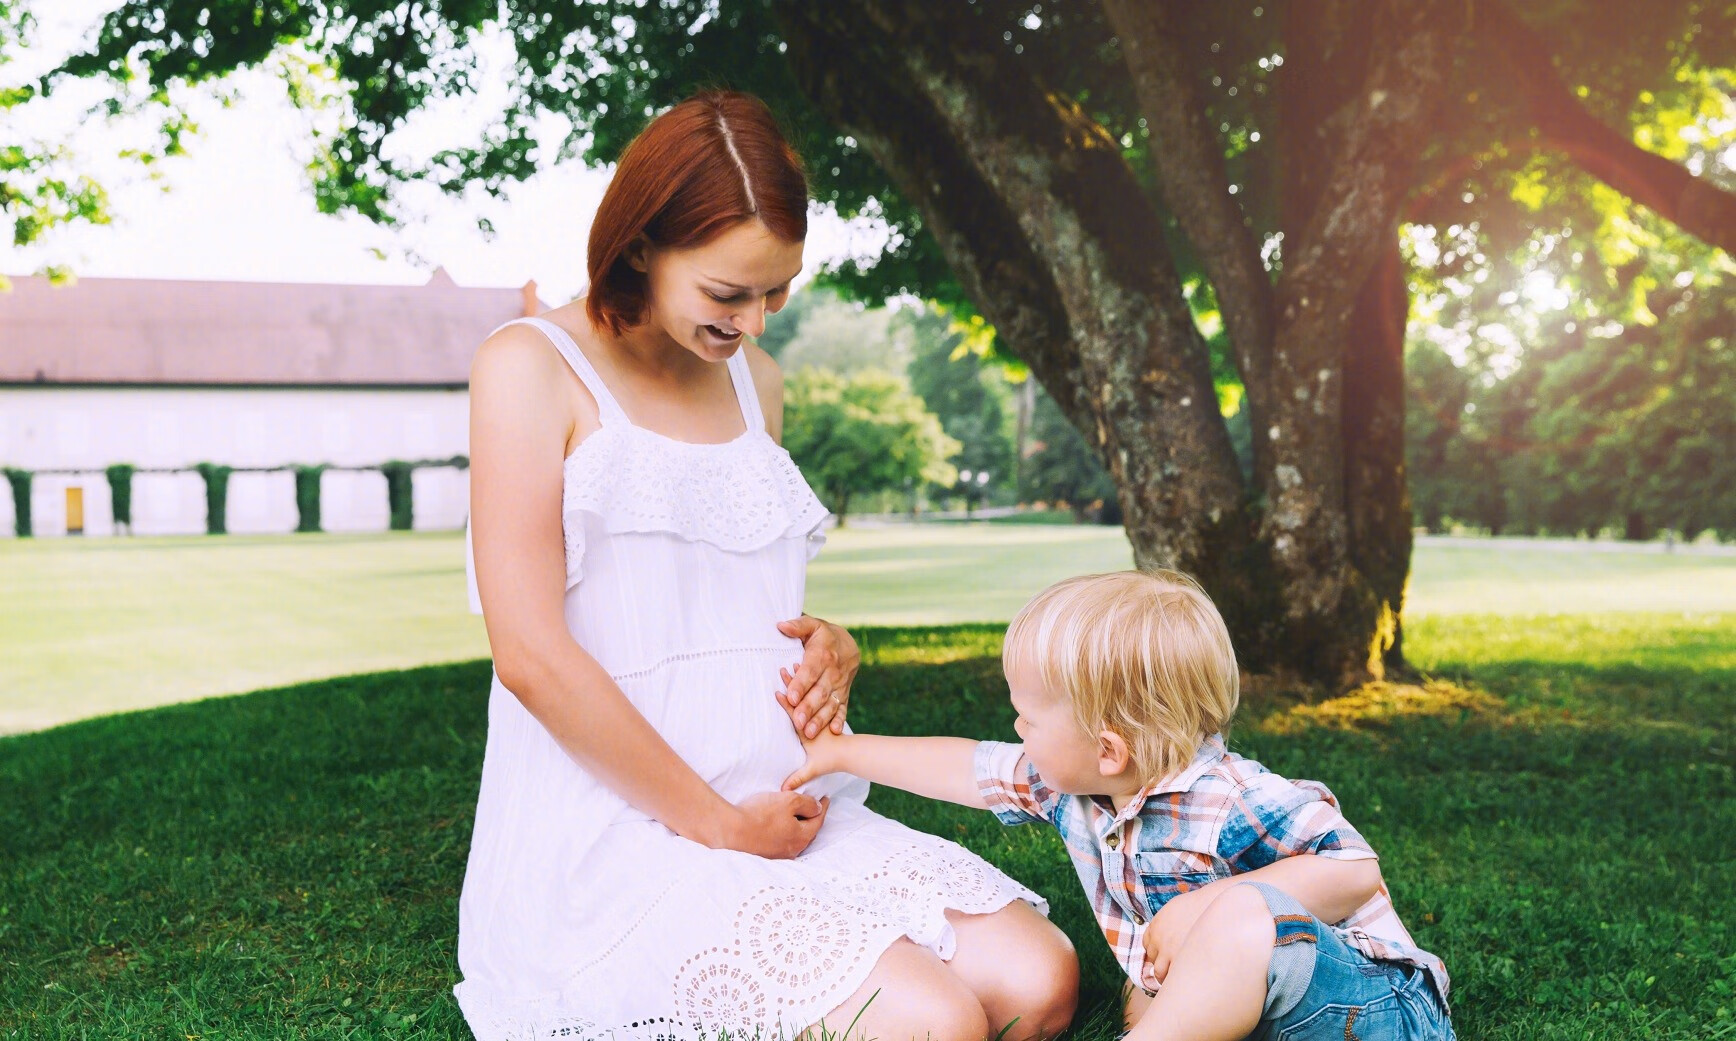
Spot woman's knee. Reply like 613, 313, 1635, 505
818, 939, 989, 1041
948, 903, 1078, 1039
1007, 917, 1079, 1036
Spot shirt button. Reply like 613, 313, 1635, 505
1106, 834, 1120, 850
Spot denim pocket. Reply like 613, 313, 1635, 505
1276, 997, 1401, 1041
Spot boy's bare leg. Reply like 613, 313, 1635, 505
1122, 983, 1153, 1032
1128, 884, 1274, 1041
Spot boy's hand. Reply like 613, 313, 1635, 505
1142, 885, 1217, 986
780, 715, 849, 791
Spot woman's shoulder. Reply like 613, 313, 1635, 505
473, 318, 560, 381
470, 310, 602, 450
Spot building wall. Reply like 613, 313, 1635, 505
0, 386, 470, 537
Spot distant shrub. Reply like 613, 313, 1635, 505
381, 461, 414, 532
293, 465, 325, 533
106, 464, 135, 532
3, 468, 30, 538
193, 463, 232, 535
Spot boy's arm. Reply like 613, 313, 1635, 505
1230, 852, 1383, 922
782, 732, 988, 809
1141, 854, 1382, 982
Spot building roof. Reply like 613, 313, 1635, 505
0, 269, 546, 386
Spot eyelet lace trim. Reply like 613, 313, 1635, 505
560, 426, 829, 586
453, 838, 1044, 1041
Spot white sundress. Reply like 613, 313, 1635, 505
455, 317, 1046, 1041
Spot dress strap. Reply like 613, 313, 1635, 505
494, 316, 630, 426
725, 348, 767, 434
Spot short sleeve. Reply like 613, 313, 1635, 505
1215, 774, 1378, 872
973, 741, 1063, 826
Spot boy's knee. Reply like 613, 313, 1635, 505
1202, 883, 1280, 953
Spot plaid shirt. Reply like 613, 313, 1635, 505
973, 735, 1449, 1005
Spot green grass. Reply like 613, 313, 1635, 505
6, 527, 1733, 734
2, 613, 1733, 1040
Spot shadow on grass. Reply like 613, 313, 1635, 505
2, 622, 1733, 1040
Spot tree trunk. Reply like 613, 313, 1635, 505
1341, 238, 1414, 675
772, 0, 1451, 687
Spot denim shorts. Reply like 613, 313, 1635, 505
1242, 882, 1454, 1041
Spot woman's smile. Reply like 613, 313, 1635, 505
698, 322, 745, 351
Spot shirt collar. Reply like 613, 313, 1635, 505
1127, 732, 1228, 806
1086, 733, 1229, 826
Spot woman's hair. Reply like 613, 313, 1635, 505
586, 90, 809, 336
1002, 570, 1240, 785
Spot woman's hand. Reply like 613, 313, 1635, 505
709, 791, 830, 859
776, 615, 860, 739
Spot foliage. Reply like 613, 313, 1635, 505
380, 460, 415, 532
1405, 134, 1736, 540
1021, 391, 1119, 524
1, 613, 1733, 1037
104, 463, 135, 530
902, 305, 1018, 505
782, 368, 958, 523
764, 287, 907, 375
3, 466, 29, 537
291, 465, 325, 533
192, 462, 230, 536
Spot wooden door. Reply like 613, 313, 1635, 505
66, 487, 84, 535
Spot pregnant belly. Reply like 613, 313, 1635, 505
617, 648, 808, 804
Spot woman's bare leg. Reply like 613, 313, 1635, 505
805, 938, 989, 1041
944, 903, 1079, 1040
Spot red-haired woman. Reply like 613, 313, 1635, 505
458, 91, 1077, 1041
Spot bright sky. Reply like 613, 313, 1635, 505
5, 1, 885, 302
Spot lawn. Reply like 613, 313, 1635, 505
1, 530, 1733, 1038
1, 610, 1732, 1039
4, 526, 1733, 733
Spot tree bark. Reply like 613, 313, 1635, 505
1102, 0, 1276, 483
1341, 237, 1413, 675
1256, 1, 1450, 683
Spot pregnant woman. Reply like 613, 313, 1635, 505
458, 91, 1077, 1041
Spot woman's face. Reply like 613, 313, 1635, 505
635, 219, 804, 362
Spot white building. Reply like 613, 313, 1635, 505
0, 270, 542, 537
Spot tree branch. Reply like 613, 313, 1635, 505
1101, 0, 1275, 453
1478, 1, 1736, 255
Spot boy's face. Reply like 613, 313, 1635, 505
1007, 668, 1125, 796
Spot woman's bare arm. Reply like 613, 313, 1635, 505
470, 325, 826, 857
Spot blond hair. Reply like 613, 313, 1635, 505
1002, 570, 1239, 785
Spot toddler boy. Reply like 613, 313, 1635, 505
782, 570, 1453, 1041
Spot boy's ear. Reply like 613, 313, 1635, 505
1097, 728, 1132, 779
